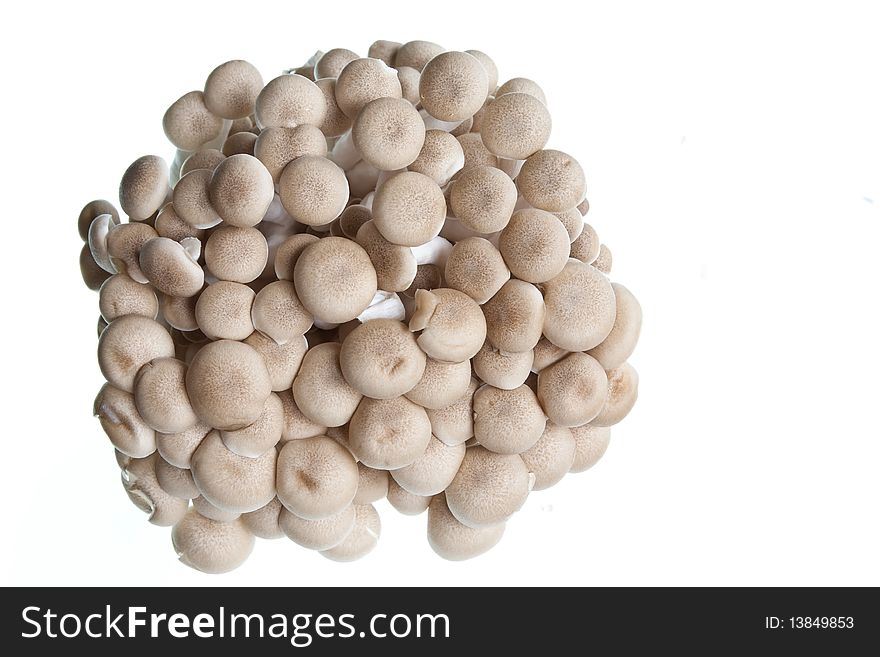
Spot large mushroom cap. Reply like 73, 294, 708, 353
427, 494, 505, 561
98, 315, 175, 393
542, 260, 617, 352
276, 435, 359, 520
445, 446, 530, 528
172, 510, 255, 574
340, 319, 427, 399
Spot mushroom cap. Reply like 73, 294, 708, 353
482, 279, 545, 353
570, 223, 600, 264
172, 510, 255, 574
315, 78, 353, 137
133, 357, 198, 434
427, 494, 505, 560
163, 91, 224, 151
397, 66, 421, 105
464, 50, 498, 95
279, 155, 349, 227
444, 237, 510, 304
531, 337, 569, 372
352, 96, 426, 170
386, 478, 430, 515
122, 453, 189, 526
204, 59, 264, 119
456, 132, 499, 172
243, 331, 308, 392
335, 57, 403, 119
340, 319, 427, 399
292, 342, 363, 427
391, 436, 466, 496
394, 40, 445, 71
154, 456, 200, 500
474, 384, 547, 454
449, 165, 518, 233
520, 423, 576, 490
348, 396, 432, 469
403, 263, 443, 298
208, 154, 274, 227
542, 260, 617, 351
315, 48, 360, 79
195, 281, 255, 340
80, 243, 113, 290
78, 199, 119, 241
98, 315, 175, 392
594, 243, 613, 274
293, 237, 378, 323
372, 171, 446, 247
498, 209, 570, 284
409, 288, 486, 362
156, 421, 211, 469
517, 149, 586, 212
355, 221, 417, 292
254, 125, 328, 183
255, 74, 327, 129
274, 233, 320, 281
251, 280, 313, 345
191, 495, 242, 522
241, 497, 286, 539
173, 168, 221, 229
354, 463, 390, 504
367, 40, 401, 65
139, 236, 204, 297
279, 504, 356, 550
409, 129, 465, 186
98, 273, 158, 322
426, 376, 478, 446
404, 357, 472, 410
472, 341, 534, 390
185, 339, 272, 430
419, 51, 488, 122
587, 283, 642, 370
219, 391, 283, 457
119, 155, 169, 221
94, 383, 157, 458
180, 148, 227, 177
537, 352, 608, 427
480, 92, 551, 160
275, 389, 326, 442
445, 446, 530, 528
496, 77, 547, 105
221, 130, 258, 156
155, 203, 207, 242
276, 435, 359, 520
205, 225, 268, 283
590, 362, 639, 427
570, 425, 611, 473
160, 293, 200, 332
321, 503, 381, 561
190, 430, 277, 513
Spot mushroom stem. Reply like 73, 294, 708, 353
419, 109, 463, 133
357, 290, 405, 322
330, 130, 361, 170
410, 236, 453, 269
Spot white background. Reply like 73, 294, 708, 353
1, 0, 878, 587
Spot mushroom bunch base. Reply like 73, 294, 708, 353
80, 40, 641, 573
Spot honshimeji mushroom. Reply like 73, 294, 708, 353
80, 45, 640, 572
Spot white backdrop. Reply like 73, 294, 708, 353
1, 0, 877, 587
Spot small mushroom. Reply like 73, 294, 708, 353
444, 237, 510, 303
419, 51, 488, 122
276, 436, 359, 519
520, 423, 576, 490
456, 132, 499, 172
315, 78, 352, 137
88, 213, 119, 274
119, 155, 170, 221
106, 221, 158, 284
204, 60, 264, 119
404, 357, 472, 410
244, 331, 308, 392
275, 389, 326, 442
397, 66, 421, 105
94, 383, 157, 458
570, 223, 600, 264
133, 357, 198, 434
139, 236, 204, 298
221, 130, 257, 156
155, 456, 200, 500
321, 503, 381, 561
496, 77, 547, 105
473, 384, 547, 454
254, 125, 328, 183
335, 57, 403, 119
480, 92, 551, 160
195, 281, 255, 340
219, 391, 283, 457
569, 425, 611, 473
279, 155, 349, 227
427, 494, 505, 561
537, 352, 608, 427
185, 339, 272, 430
255, 74, 327, 129
594, 243, 613, 274
80, 243, 113, 290
208, 154, 274, 227
314, 48, 360, 79
354, 463, 390, 504
292, 342, 363, 427
78, 199, 119, 241
449, 164, 518, 234
98, 273, 159, 322
340, 319, 427, 399
172, 509, 255, 574
587, 283, 642, 370
409, 129, 465, 186
163, 91, 225, 151
274, 233, 320, 281
590, 363, 639, 427
191, 495, 241, 523
190, 430, 277, 513
251, 280, 313, 345
348, 396, 432, 469
98, 315, 175, 392
409, 288, 486, 362
122, 453, 189, 526
472, 341, 533, 390
445, 446, 530, 528
154, 203, 207, 242
464, 50, 499, 95
498, 208, 570, 284
372, 171, 446, 246
156, 421, 211, 469
173, 168, 221, 229
517, 149, 586, 212
180, 148, 226, 177
241, 497, 286, 539
204, 225, 268, 283
355, 221, 417, 292
426, 376, 478, 446
391, 436, 465, 496
530, 337, 569, 372
394, 40, 445, 71
353, 97, 426, 170
161, 293, 200, 332
279, 504, 355, 550
368, 40, 401, 65
542, 260, 617, 351
481, 280, 545, 354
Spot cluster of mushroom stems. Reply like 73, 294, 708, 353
78, 40, 641, 574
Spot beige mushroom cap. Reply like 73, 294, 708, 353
274, 233, 320, 281
570, 425, 611, 473
222, 130, 258, 156
315, 48, 360, 79
419, 51, 488, 122
372, 171, 446, 247
391, 436, 466, 496
98, 315, 175, 392
279, 504, 356, 551
119, 155, 169, 221
78, 198, 119, 241
205, 225, 268, 283
122, 453, 189, 526
180, 149, 227, 177
587, 283, 642, 370
590, 362, 639, 427
368, 40, 401, 65
80, 243, 113, 290
481, 92, 551, 160
94, 383, 157, 458
449, 165, 517, 234
255, 74, 327, 129
353, 97, 426, 170
219, 391, 284, 458
464, 50, 499, 95
172, 510, 255, 574
594, 243, 613, 274
315, 78, 352, 137
191, 495, 241, 523
161, 293, 200, 332
473, 341, 534, 390
276, 389, 327, 442
252, 280, 313, 345
404, 357, 472, 410
444, 237, 510, 304
445, 446, 530, 528
542, 260, 617, 351
190, 430, 277, 513
348, 396, 432, 469
98, 274, 158, 322
254, 125, 328, 183
293, 237, 378, 324
279, 155, 349, 227
496, 77, 547, 105
195, 281, 255, 340
537, 352, 608, 427
163, 91, 224, 151
355, 221, 417, 292
321, 503, 381, 561
185, 339, 272, 430
154, 456, 200, 500
394, 41, 445, 72
409, 288, 487, 362
570, 223, 600, 264
397, 66, 421, 105
204, 60, 263, 119
244, 331, 308, 392
426, 376, 478, 446
409, 130, 465, 186
276, 435, 359, 520
353, 463, 390, 505
173, 168, 221, 229
517, 149, 587, 212
133, 357, 198, 434
155, 203, 207, 242
386, 478, 430, 515
498, 209, 570, 284
531, 337, 569, 373
340, 319, 427, 399
139, 236, 204, 298
482, 280, 545, 354
156, 421, 211, 469
338, 204, 373, 240
335, 57, 403, 119
293, 342, 363, 427
474, 384, 547, 454
427, 494, 505, 561
520, 423, 576, 490
456, 132, 499, 172
208, 154, 274, 227
240, 497, 286, 539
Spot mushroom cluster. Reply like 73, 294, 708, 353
79, 41, 641, 574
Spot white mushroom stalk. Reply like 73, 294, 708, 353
357, 290, 405, 322
410, 235, 453, 269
